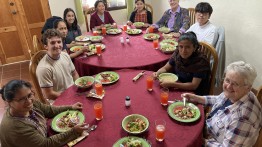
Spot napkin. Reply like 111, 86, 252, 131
86, 89, 105, 99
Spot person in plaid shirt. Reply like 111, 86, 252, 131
183, 61, 262, 146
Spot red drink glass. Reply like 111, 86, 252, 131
146, 75, 153, 91
160, 88, 169, 106
96, 45, 102, 56
155, 120, 166, 142
94, 101, 103, 120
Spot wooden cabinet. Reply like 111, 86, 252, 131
0, 0, 51, 64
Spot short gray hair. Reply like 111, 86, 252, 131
225, 61, 257, 86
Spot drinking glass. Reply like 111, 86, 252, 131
96, 45, 102, 56
102, 27, 106, 35
146, 75, 153, 91
155, 120, 166, 142
123, 25, 127, 31
94, 101, 103, 120
95, 81, 103, 95
148, 26, 154, 33
160, 88, 169, 106
153, 39, 159, 49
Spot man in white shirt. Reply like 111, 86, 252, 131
37, 29, 79, 100
186, 2, 218, 46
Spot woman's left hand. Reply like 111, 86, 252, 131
173, 32, 181, 38
144, 23, 150, 28
72, 102, 83, 110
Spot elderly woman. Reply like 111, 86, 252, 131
127, 0, 153, 27
186, 2, 218, 46
153, 32, 210, 95
90, 0, 116, 30
151, 0, 190, 37
0, 80, 88, 147
183, 61, 262, 146
63, 8, 82, 46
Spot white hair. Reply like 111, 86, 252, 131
225, 61, 257, 86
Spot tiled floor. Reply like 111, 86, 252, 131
0, 60, 31, 121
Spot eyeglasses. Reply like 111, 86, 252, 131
223, 78, 246, 89
169, 0, 179, 2
13, 91, 35, 103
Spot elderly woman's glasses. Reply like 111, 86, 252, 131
13, 91, 35, 103
223, 78, 246, 89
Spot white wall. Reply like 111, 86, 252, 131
151, 0, 262, 89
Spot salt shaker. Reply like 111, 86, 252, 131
125, 96, 131, 107
120, 37, 124, 43
126, 37, 130, 43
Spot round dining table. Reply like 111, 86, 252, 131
74, 28, 171, 76
49, 69, 204, 147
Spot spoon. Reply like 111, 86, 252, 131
87, 125, 97, 133
183, 97, 187, 107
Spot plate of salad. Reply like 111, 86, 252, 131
95, 71, 120, 84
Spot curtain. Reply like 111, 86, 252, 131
74, 0, 85, 24
127, 0, 134, 20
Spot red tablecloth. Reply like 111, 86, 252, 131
74, 30, 171, 76
50, 69, 204, 147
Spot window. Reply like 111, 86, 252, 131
82, 0, 126, 11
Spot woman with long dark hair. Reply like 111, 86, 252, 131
127, 0, 152, 27
90, 0, 116, 30
153, 32, 210, 95
0, 80, 88, 147
63, 8, 82, 45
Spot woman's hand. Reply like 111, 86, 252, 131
173, 32, 181, 38
81, 46, 89, 53
127, 21, 132, 26
112, 23, 117, 28
73, 123, 89, 134
144, 23, 150, 28
72, 102, 83, 110
182, 93, 205, 104
152, 72, 159, 79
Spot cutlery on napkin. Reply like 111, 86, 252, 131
132, 71, 145, 82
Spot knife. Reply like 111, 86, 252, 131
132, 71, 145, 82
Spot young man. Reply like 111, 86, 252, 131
37, 29, 79, 100
186, 2, 218, 46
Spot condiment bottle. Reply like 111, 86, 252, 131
126, 37, 130, 43
125, 96, 131, 107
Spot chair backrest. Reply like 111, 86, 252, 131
199, 42, 218, 95
29, 50, 48, 104
0, 41, 7, 64
188, 8, 196, 26
145, 3, 153, 21
254, 86, 262, 147
84, 7, 96, 32
32, 35, 44, 57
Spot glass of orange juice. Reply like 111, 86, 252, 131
93, 31, 98, 36
94, 101, 103, 120
146, 75, 153, 91
96, 45, 102, 56
102, 27, 106, 35
95, 81, 103, 96
149, 26, 154, 33
160, 88, 169, 106
155, 120, 166, 142
153, 39, 159, 49
123, 25, 127, 31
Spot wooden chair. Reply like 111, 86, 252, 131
199, 42, 218, 95
188, 8, 196, 26
145, 3, 153, 21
0, 41, 7, 64
84, 7, 96, 32
29, 50, 49, 104
32, 35, 44, 57
254, 86, 262, 147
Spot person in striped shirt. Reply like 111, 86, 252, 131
183, 61, 262, 146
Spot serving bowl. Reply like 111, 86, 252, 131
122, 114, 149, 135
74, 76, 95, 88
